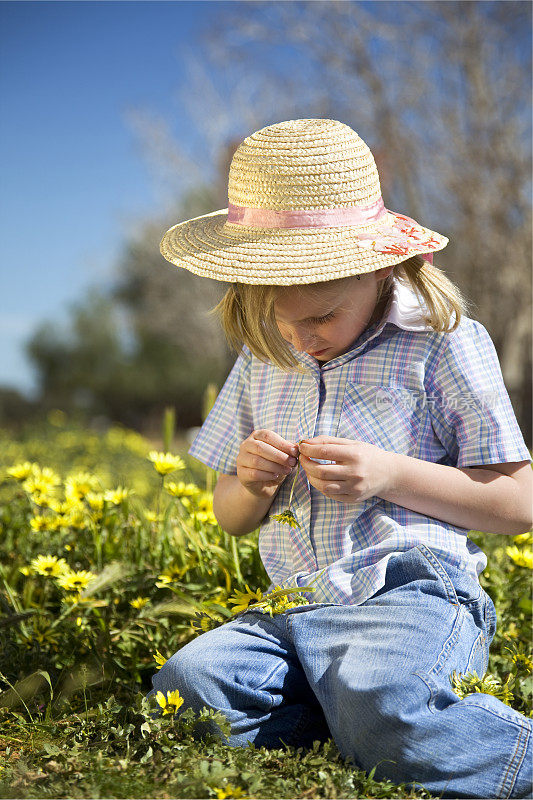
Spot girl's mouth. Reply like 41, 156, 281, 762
309, 348, 328, 357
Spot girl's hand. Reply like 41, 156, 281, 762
298, 436, 393, 503
237, 430, 299, 499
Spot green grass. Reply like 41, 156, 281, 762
0, 707, 433, 799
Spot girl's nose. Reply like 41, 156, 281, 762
288, 327, 316, 352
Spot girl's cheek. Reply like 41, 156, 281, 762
277, 325, 291, 343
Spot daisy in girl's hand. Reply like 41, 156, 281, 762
270, 508, 300, 528
270, 441, 303, 527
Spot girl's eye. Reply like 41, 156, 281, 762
310, 311, 335, 324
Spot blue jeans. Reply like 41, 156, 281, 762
151, 544, 532, 799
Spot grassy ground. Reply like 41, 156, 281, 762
0, 712, 433, 799
0, 415, 531, 798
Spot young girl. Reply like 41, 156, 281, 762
154, 119, 532, 798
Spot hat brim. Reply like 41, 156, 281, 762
160, 208, 448, 285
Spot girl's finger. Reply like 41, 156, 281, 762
245, 469, 285, 482
241, 455, 294, 476
299, 455, 345, 480
252, 430, 299, 458
299, 441, 355, 463
247, 440, 298, 468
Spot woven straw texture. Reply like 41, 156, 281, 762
160, 119, 448, 285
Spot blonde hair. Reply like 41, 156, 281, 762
210, 256, 473, 373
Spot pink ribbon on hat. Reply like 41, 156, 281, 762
227, 201, 435, 263
227, 198, 387, 228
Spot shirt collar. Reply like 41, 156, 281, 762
383, 276, 435, 332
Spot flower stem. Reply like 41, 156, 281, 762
287, 457, 300, 509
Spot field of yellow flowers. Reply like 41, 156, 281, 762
0, 410, 531, 799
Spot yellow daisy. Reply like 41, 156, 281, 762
504, 642, 533, 673
20, 626, 60, 650
64, 508, 88, 530
187, 493, 218, 526
63, 496, 84, 512
227, 585, 263, 615
23, 482, 55, 502
65, 472, 101, 502
164, 562, 188, 579
62, 592, 82, 604
190, 611, 222, 634
197, 493, 214, 511
31, 554, 69, 578
31, 493, 58, 510
155, 689, 184, 715
270, 509, 300, 528
513, 531, 533, 545
156, 562, 189, 587
130, 596, 150, 610
506, 545, 533, 569
57, 570, 96, 592
215, 785, 246, 799
6, 461, 37, 481
148, 451, 186, 476
23, 466, 61, 496
190, 510, 218, 526
103, 487, 131, 505
451, 670, 513, 707
164, 481, 200, 498
85, 491, 105, 512
144, 510, 162, 523
153, 650, 167, 669
30, 515, 56, 533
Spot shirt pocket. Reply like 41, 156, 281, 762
336, 381, 422, 456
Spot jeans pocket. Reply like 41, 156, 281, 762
464, 630, 490, 675
483, 589, 498, 641
413, 546, 495, 712
462, 591, 497, 672
416, 544, 483, 607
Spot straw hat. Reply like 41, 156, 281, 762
160, 118, 448, 285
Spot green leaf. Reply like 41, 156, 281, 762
0, 669, 53, 710
518, 593, 532, 613
139, 745, 153, 764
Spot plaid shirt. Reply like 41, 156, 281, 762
188, 278, 531, 605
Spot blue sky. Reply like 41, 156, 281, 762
1, 1, 530, 401
0, 0, 232, 397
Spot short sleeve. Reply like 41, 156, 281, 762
187, 346, 254, 474
425, 319, 531, 468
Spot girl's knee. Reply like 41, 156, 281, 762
332, 674, 423, 762
148, 643, 232, 744
151, 638, 218, 706
152, 649, 187, 693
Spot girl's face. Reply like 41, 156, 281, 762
273, 266, 394, 362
